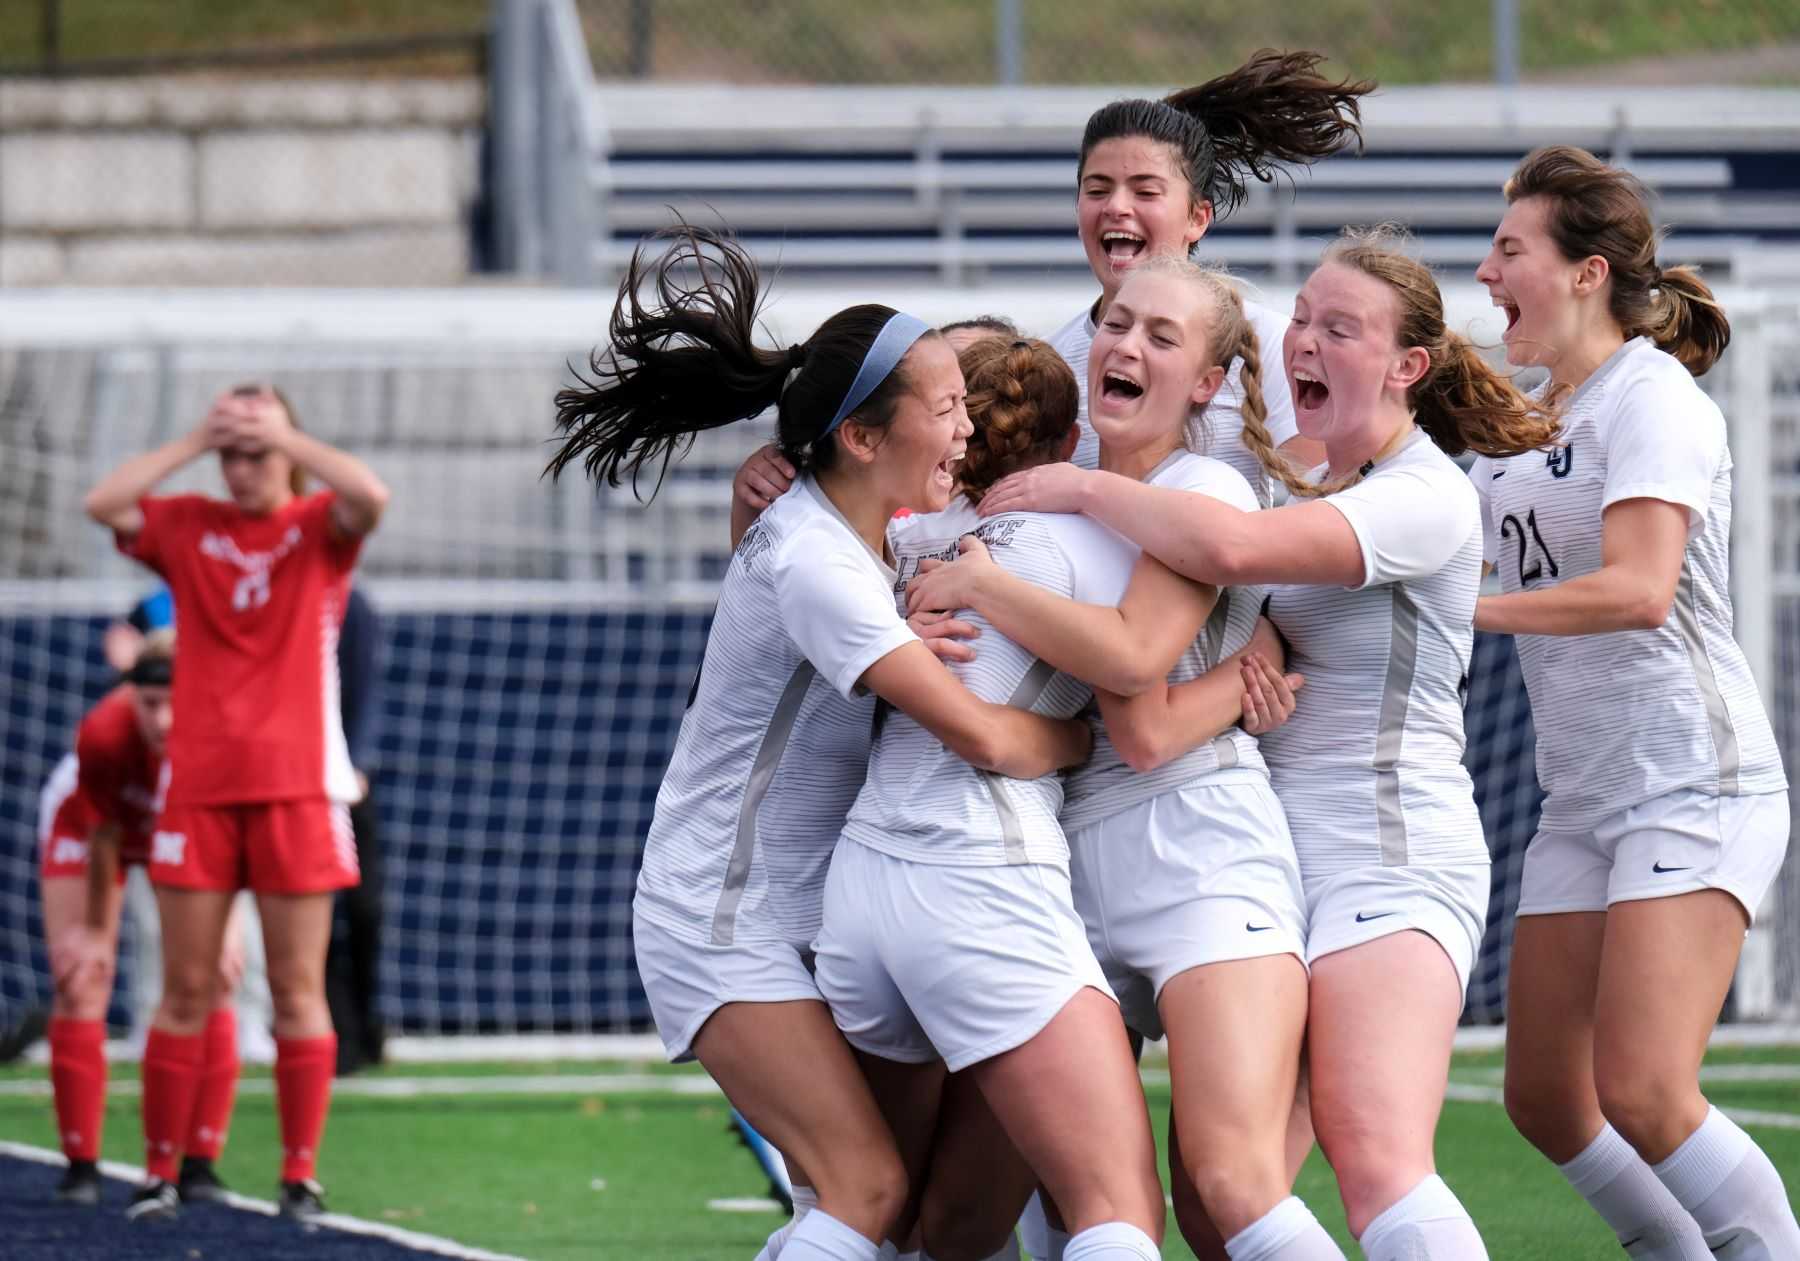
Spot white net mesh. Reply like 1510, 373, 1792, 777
1, 287, 1795, 1039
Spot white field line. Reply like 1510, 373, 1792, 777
1458, 1063, 1800, 1085
0, 1072, 724, 1100
0, 1139, 533, 1261
1444, 1082, 1800, 1131
32, 1025, 1800, 1068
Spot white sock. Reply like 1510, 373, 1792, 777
1653, 1107, 1800, 1260
1061, 1222, 1160, 1261
1018, 1193, 1050, 1259
784, 1208, 881, 1261
1044, 1227, 1071, 1261
1558, 1123, 1709, 1259
759, 1186, 823, 1261
1358, 1174, 1488, 1261
1224, 1196, 1346, 1260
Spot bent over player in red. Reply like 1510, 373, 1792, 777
85, 385, 389, 1225
40, 632, 245, 1206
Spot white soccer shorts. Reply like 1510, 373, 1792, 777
1517, 788, 1790, 923
632, 907, 822, 1063
1066, 772, 1309, 1040
813, 841, 1114, 1072
1302, 861, 1491, 1005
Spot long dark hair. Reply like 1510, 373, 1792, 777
1079, 49, 1374, 220
548, 225, 933, 497
1505, 145, 1730, 377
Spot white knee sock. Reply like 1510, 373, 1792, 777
1223, 1196, 1346, 1260
758, 1186, 823, 1261
1357, 1174, 1488, 1261
783, 1208, 881, 1261
1652, 1106, 1800, 1260
1557, 1123, 1709, 1259
1061, 1222, 1160, 1261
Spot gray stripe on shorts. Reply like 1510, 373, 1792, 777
983, 658, 1060, 863
1673, 561, 1741, 795
1375, 585, 1420, 865
711, 660, 817, 946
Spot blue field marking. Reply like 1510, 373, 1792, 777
0, 1142, 528, 1261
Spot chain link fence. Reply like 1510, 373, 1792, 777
571, 0, 1800, 87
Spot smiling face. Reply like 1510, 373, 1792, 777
1475, 196, 1589, 369
847, 335, 971, 515
1285, 261, 1425, 450
1077, 138, 1210, 300
1087, 269, 1224, 461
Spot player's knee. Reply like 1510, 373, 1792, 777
1502, 1070, 1573, 1150
159, 970, 215, 1030
817, 1148, 908, 1238
53, 962, 116, 1020
1593, 1060, 1700, 1160
1312, 1113, 1425, 1236
1179, 1144, 1286, 1235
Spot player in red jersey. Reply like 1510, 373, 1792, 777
40, 632, 247, 1207
85, 385, 389, 1224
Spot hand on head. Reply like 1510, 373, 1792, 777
205, 387, 290, 451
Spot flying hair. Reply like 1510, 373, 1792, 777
1081, 50, 1375, 222
547, 223, 932, 499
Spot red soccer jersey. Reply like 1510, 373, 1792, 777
73, 686, 165, 865
118, 492, 362, 807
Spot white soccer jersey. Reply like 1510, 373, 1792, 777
1048, 297, 1299, 505
844, 498, 1130, 867
633, 476, 917, 949
1259, 431, 1489, 878
1471, 337, 1785, 831
1059, 450, 1269, 833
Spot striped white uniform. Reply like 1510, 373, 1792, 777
1059, 450, 1267, 834
1260, 431, 1490, 879
850, 499, 1133, 867
633, 476, 916, 951
1048, 298, 1299, 505
1471, 338, 1786, 830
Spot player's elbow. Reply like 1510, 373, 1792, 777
83, 487, 120, 529
360, 477, 393, 527
953, 725, 1013, 774
1113, 723, 1174, 774
1624, 581, 1676, 631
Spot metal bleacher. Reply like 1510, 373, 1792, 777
488, 1, 1800, 288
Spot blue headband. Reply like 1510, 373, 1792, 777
819, 312, 932, 439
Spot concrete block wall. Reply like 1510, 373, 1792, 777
0, 78, 483, 286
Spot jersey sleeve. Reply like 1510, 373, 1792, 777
1600, 376, 1723, 539
1467, 455, 1499, 568
118, 495, 202, 577
1161, 456, 1261, 513
1328, 461, 1480, 589
1247, 303, 1300, 448
773, 531, 919, 700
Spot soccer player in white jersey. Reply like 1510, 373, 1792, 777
911, 262, 1336, 1261
981, 233, 1561, 1260
1050, 50, 1375, 500
1472, 147, 1799, 1261
819, 336, 1204, 1261
546, 226, 1092, 1261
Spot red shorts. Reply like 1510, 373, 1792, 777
37, 762, 137, 883
149, 799, 360, 895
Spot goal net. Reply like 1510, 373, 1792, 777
1, 286, 1794, 1046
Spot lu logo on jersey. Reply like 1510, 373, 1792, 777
1545, 445, 1574, 479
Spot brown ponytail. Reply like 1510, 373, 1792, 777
1325, 227, 1561, 464
955, 338, 1079, 501
1504, 145, 1730, 377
